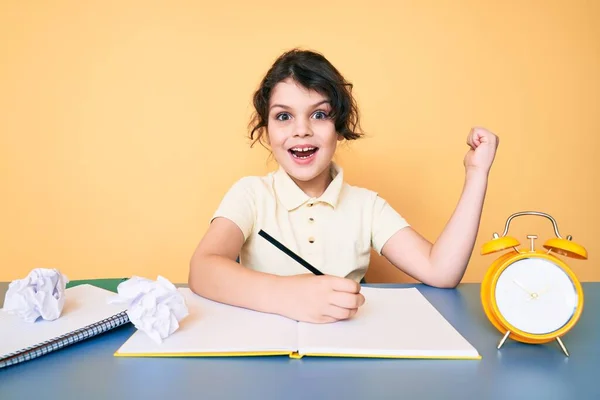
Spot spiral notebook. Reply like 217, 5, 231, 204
0, 284, 130, 369
114, 286, 481, 360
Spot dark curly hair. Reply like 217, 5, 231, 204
248, 49, 363, 148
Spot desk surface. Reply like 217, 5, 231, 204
0, 280, 598, 400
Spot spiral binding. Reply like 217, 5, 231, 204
0, 311, 130, 369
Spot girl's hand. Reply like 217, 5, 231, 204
276, 274, 365, 323
464, 127, 499, 175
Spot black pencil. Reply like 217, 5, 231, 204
258, 229, 324, 275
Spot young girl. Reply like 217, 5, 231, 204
189, 49, 499, 324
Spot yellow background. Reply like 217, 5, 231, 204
1, 1, 598, 283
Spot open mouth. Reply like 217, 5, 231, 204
289, 146, 319, 160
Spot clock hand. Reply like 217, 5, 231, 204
537, 285, 551, 296
512, 279, 533, 296
524, 285, 551, 301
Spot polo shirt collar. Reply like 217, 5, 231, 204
274, 162, 344, 211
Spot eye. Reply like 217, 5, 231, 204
275, 112, 292, 121
312, 110, 329, 119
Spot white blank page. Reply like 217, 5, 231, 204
115, 288, 298, 356
297, 287, 479, 359
0, 284, 127, 357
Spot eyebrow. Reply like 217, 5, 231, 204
269, 100, 330, 111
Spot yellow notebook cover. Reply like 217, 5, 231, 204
114, 286, 480, 360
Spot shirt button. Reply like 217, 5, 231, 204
307, 203, 313, 207
308, 237, 315, 243
308, 217, 314, 223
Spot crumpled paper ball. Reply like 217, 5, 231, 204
3, 268, 69, 323
110, 275, 189, 344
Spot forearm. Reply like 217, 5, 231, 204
429, 169, 489, 286
188, 255, 285, 314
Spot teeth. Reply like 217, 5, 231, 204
291, 147, 315, 152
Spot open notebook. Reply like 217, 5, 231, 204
0, 284, 129, 368
114, 286, 480, 360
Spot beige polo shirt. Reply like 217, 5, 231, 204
211, 162, 410, 282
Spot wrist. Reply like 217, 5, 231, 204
266, 274, 294, 317
465, 167, 490, 181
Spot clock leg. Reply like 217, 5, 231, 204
556, 337, 569, 357
497, 330, 511, 349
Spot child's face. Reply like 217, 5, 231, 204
267, 78, 341, 184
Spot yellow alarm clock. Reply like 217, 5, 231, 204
480, 211, 587, 356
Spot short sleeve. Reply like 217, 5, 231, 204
211, 177, 257, 241
370, 196, 410, 255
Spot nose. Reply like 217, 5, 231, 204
294, 118, 313, 138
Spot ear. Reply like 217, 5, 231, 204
337, 133, 344, 142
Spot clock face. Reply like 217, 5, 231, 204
494, 257, 579, 335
